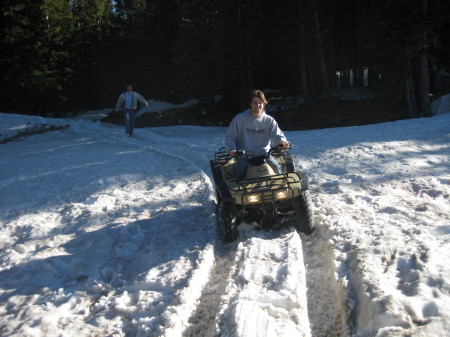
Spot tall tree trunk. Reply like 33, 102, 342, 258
343, 69, 350, 88
405, 74, 418, 117
300, 47, 311, 103
237, 0, 252, 107
244, 10, 253, 94
298, 2, 311, 103
358, 66, 365, 87
311, 0, 332, 100
418, 0, 432, 116
327, 0, 336, 91
307, 58, 317, 102
419, 47, 431, 116
368, 64, 375, 88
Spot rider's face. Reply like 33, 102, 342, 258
251, 97, 265, 116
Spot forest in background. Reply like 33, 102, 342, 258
1, 0, 449, 120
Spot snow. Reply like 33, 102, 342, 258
136, 98, 202, 118
0, 100, 449, 337
70, 98, 201, 122
431, 94, 450, 116
70, 108, 112, 121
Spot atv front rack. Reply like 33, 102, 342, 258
228, 172, 302, 206
228, 172, 301, 192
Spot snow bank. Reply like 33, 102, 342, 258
431, 93, 450, 116
137, 98, 201, 117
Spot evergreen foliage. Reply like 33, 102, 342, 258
0, 0, 449, 116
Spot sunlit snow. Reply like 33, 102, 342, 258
0, 97, 449, 336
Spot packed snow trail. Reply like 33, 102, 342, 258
217, 227, 311, 337
0, 118, 319, 336
114, 124, 345, 336
93, 122, 318, 336
1, 110, 449, 337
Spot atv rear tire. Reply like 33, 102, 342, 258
294, 191, 315, 235
217, 202, 238, 243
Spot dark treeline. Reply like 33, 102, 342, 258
1, 0, 449, 118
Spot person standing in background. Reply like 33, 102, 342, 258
115, 84, 148, 136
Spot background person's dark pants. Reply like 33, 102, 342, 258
123, 108, 136, 135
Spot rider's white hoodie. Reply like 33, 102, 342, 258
224, 109, 286, 156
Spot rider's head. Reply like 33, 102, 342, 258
248, 89, 268, 106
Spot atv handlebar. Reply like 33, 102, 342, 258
268, 143, 292, 155
235, 149, 245, 158
229, 144, 292, 159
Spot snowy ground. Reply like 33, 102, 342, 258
0, 103, 449, 337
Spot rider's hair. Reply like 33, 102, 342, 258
249, 89, 268, 106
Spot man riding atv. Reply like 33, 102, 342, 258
225, 89, 291, 179
210, 90, 315, 242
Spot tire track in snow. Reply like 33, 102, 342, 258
290, 147, 351, 336
115, 130, 229, 336
89, 125, 222, 335
91, 124, 349, 336
114, 130, 244, 336
302, 196, 351, 337
182, 242, 238, 337
114, 128, 314, 336
217, 227, 312, 337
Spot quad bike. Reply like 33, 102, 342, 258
210, 146, 315, 242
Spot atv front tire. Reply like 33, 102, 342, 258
294, 191, 315, 235
217, 202, 238, 243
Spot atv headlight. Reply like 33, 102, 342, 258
276, 190, 288, 200
246, 194, 261, 204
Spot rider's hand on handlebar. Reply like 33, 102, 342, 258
228, 150, 237, 157
279, 141, 291, 148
